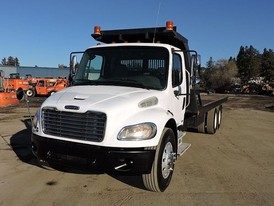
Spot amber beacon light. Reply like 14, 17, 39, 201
166, 21, 174, 30
94, 26, 101, 35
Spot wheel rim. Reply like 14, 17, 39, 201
161, 142, 174, 179
214, 110, 218, 130
218, 109, 222, 127
26, 90, 33, 96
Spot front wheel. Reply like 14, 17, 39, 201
26, 89, 35, 97
142, 128, 176, 192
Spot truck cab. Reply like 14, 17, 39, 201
72, 42, 189, 122
31, 21, 226, 192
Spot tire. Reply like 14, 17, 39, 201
206, 108, 218, 134
16, 88, 24, 100
197, 114, 206, 133
26, 89, 35, 97
217, 105, 222, 129
142, 128, 176, 192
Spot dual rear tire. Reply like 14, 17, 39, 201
197, 105, 222, 134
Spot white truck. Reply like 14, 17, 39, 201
31, 21, 227, 192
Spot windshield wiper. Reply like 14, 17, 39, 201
73, 79, 100, 86
114, 78, 149, 89
73, 78, 149, 89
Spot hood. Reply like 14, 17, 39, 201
42, 85, 160, 113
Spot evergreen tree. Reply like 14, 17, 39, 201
7, 56, 15, 65
14, 57, 20, 66
228, 56, 236, 63
206, 57, 214, 70
1, 56, 20, 66
261, 49, 274, 81
1, 58, 7, 65
236, 46, 261, 81
202, 57, 215, 88
237, 47, 248, 80
247, 46, 261, 79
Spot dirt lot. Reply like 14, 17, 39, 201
0, 94, 274, 206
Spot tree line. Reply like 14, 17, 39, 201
1, 56, 20, 66
200, 45, 274, 91
0, 57, 67, 68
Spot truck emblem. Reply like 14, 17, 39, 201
64, 105, 79, 110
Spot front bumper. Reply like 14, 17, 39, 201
31, 134, 155, 174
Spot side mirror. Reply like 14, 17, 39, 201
69, 52, 84, 85
197, 55, 201, 76
70, 55, 77, 75
191, 54, 200, 67
69, 55, 78, 84
196, 55, 201, 67
190, 54, 201, 76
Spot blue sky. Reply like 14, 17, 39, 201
1, 0, 273, 67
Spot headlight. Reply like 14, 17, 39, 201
118, 123, 157, 141
32, 109, 40, 131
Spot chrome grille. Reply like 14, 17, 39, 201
42, 108, 106, 142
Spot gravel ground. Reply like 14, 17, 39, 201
0, 94, 273, 206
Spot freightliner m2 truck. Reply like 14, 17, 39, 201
31, 21, 227, 192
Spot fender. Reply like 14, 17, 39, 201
102, 106, 175, 148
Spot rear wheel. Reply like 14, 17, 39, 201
142, 128, 176, 192
197, 114, 206, 133
206, 108, 218, 134
217, 105, 222, 129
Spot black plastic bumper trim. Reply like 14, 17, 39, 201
31, 134, 155, 174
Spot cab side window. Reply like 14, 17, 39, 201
172, 54, 182, 87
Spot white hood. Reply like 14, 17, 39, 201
42, 85, 160, 113
38, 85, 173, 147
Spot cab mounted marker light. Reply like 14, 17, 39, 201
166, 21, 174, 30
94, 26, 101, 35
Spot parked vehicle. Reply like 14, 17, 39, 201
30, 21, 227, 192
0, 71, 19, 107
31, 77, 68, 96
3, 73, 29, 94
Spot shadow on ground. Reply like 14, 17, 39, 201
10, 119, 146, 191
10, 119, 38, 166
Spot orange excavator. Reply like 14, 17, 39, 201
0, 70, 19, 108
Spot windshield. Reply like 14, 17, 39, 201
73, 46, 169, 90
